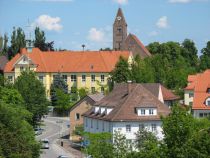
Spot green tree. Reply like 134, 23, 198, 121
14, 71, 48, 125
83, 132, 113, 158
0, 33, 8, 56
131, 55, 154, 83
54, 88, 70, 115
181, 39, 198, 68
34, 27, 47, 51
50, 73, 68, 106
200, 41, 210, 71
111, 56, 131, 83
0, 87, 40, 158
8, 27, 26, 59
162, 105, 210, 158
162, 105, 194, 158
113, 131, 130, 158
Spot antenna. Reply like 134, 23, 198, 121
82, 44, 85, 51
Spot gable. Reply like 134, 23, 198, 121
13, 55, 35, 67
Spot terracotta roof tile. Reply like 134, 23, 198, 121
4, 48, 130, 73
185, 70, 210, 110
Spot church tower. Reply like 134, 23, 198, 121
113, 8, 127, 50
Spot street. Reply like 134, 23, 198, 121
36, 116, 74, 158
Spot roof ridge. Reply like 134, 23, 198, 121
111, 84, 139, 121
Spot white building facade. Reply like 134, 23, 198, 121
83, 83, 177, 141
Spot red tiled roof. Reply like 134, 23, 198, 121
4, 48, 130, 73
185, 70, 210, 110
161, 85, 180, 100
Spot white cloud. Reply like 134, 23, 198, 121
113, 0, 128, 5
168, 0, 208, 3
87, 28, 105, 42
33, 15, 63, 32
148, 31, 158, 36
156, 16, 168, 29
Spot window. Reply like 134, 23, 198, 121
101, 87, 104, 93
189, 102, 193, 106
102, 122, 105, 131
71, 75, 77, 82
126, 125, 131, 132
151, 124, 157, 132
7, 76, 13, 82
91, 119, 93, 128
199, 113, 204, 117
208, 101, 210, 106
38, 76, 44, 83
117, 27, 122, 34
149, 109, 154, 115
82, 75, 86, 82
101, 75, 105, 82
53, 75, 59, 81
20, 66, 24, 72
141, 109, 145, 115
85, 118, 88, 127
207, 88, 210, 93
139, 124, 145, 130
91, 87, 95, 93
189, 92, 194, 98
23, 57, 26, 62
62, 75, 67, 82
91, 75, 95, 82
96, 120, 99, 129
75, 113, 80, 120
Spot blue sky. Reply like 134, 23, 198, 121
0, 0, 210, 54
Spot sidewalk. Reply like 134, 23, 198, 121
57, 139, 85, 158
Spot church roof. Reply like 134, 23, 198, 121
126, 33, 151, 57
4, 48, 130, 73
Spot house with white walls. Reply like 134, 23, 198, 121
185, 69, 210, 118
83, 83, 179, 141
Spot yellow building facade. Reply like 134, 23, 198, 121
4, 48, 131, 98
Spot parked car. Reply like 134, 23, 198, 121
41, 139, 49, 149
34, 127, 42, 135
57, 155, 69, 158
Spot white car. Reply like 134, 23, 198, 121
57, 155, 69, 158
41, 139, 49, 149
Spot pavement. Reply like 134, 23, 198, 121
36, 116, 83, 158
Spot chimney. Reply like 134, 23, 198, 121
127, 80, 132, 94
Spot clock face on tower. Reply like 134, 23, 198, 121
117, 16, 121, 21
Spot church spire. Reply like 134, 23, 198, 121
113, 8, 127, 50
114, 8, 127, 25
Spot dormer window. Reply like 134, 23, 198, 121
137, 108, 157, 116
94, 106, 100, 113
207, 88, 210, 94
141, 109, 145, 115
205, 97, 210, 106
149, 109, 154, 115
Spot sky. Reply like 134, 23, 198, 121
0, 0, 210, 54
